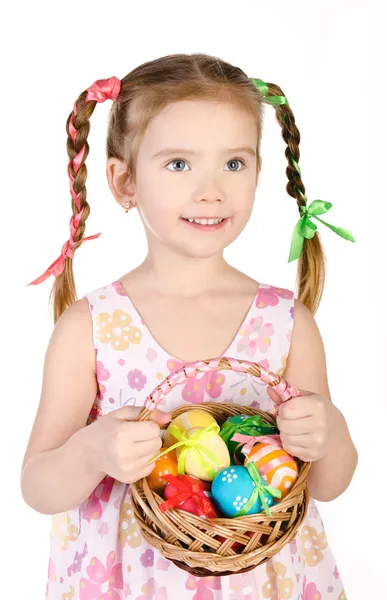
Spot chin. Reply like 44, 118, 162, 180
179, 243, 230, 259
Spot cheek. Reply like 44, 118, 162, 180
138, 199, 180, 239
230, 204, 254, 232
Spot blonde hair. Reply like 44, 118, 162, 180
50, 52, 325, 324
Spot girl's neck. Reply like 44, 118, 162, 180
137, 253, 232, 297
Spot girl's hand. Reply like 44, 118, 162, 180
267, 386, 342, 462
89, 406, 172, 484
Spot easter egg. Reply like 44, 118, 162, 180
211, 466, 274, 517
146, 449, 178, 495
220, 414, 278, 465
163, 474, 218, 518
245, 442, 298, 501
164, 409, 217, 447
176, 427, 230, 481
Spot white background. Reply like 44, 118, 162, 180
1, 1, 385, 598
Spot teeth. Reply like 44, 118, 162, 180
187, 218, 224, 225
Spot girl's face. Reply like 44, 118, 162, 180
112, 99, 260, 259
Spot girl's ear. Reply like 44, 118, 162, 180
106, 158, 137, 208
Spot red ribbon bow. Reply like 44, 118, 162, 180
158, 475, 216, 519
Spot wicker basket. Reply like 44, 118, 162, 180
130, 356, 311, 577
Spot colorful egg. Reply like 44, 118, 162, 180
164, 409, 217, 447
146, 449, 178, 495
245, 442, 298, 501
220, 414, 278, 465
176, 427, 230, 481
163, 475, 218, 518
211, 466, 274, 517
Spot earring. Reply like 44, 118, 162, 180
124, 201, 131, 213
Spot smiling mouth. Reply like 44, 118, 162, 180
181, 217, 226, 225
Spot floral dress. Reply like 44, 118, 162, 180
46, 279, 347, 600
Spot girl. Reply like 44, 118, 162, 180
21, 53, 357, 600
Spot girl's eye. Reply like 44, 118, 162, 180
165, 158, 247, 172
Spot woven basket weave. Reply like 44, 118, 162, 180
129, 356, 310, 577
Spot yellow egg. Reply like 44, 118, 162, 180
164, 409, 217, 447
146, 449, 178, 495
176, 427, 230, 481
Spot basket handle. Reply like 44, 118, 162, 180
136, 356, 303, 422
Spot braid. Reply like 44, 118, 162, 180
49, 93, 99, 324
267, 82, 326, 315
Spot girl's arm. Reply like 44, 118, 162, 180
279, 299, 358, 502
20, 299, 106, 514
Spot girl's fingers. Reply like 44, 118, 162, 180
280, 433, 311, 449
277, 415, 315, 436
133, 436, 163, 459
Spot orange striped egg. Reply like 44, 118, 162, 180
244, 442, 298, 501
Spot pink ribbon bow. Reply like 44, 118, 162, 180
27, 211, 101, 285
231, 433, 283, 457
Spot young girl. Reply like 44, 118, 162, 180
21, 53, 357, 600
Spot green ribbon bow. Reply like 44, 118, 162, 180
220, 415, 277, 444
234, 461, 282, 518
148, 422, 224, 480
288, 199, 356, 262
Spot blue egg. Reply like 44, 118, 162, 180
211, 466, 274, 518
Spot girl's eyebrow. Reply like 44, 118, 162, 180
151, 146, 256, 159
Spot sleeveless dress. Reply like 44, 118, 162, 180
46, 279, 347, 600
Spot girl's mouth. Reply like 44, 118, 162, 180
180, 217, 229, 231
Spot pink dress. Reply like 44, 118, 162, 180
46, 279, 347, 600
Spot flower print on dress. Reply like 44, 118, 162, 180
80, 551, 123, 600
167, 359, 225, 404
155, 557, 171, 571
112, 280, 128, 297
96, 309, 143, 351
119, 502, 142, 549
46, 558, 56, 597
97, 522, 109, 538
300, 525, 328, 567
62, 585, 76, 600
256, 286, 294, 309
262, 561, 294, 600
83, 476, 115, 523
50, 512, 78, 552
236, 316, 274, 357
185, 573, 221, 600
96, 361, 110, 401
135, 577, 168, 600
228, 358, 271, 405
229, 572, 256, 600
128, 368, 147, 391
67, 543, 88, 577
301, 577, 322, 600
140, 549, 154, 567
